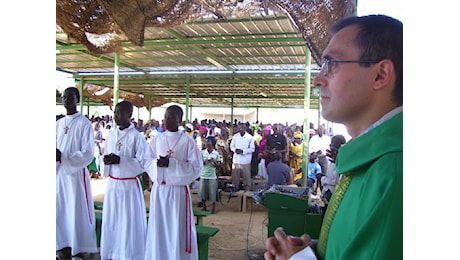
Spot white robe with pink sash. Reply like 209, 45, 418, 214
56, 112, 97, 255
100, 124, 147, 260
143, 131, 203, 260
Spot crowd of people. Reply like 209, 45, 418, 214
59, 108, 350, 209
73, 111, 345, 199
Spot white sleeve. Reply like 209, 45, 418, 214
117, 134, 147, 178
229, 136, 236, 152
309, 136, 319, 153
142, 137, 159, 181
60, 121, 95, 170
164, 138, 203, 185
289, 246, 317, 260
243, 137, 255, 154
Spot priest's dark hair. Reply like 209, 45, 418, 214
166, 105, 183, 120
64, 87, 80, 101
116, 100, 133, 116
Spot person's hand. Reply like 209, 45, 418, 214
235, 148, 243, 154
103, 153, 120, 164
157, 156, 169, 167
316, 173, 324, 179
264, 227, 311, 260
204, 158, 213, 164
326, 147, 338, 163
56, 148, 61, 162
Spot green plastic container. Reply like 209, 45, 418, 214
265, 192, 322, 239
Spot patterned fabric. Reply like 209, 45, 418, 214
316, 172, 353, 260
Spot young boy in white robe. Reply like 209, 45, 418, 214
143, 105, 203, 260
56, 87, 98, 259
101, 101, 147, 260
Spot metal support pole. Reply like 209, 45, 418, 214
301, 46, 311, 187
79, 79, 84, 114
318, 99, 322, 130
230, 97, 234, 127
256, 107, 259, 123
87, 97, 90, 117
185, 75, 190, 123
147, 97, 152, 121
113, 52, 120, 128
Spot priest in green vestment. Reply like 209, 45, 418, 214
265, 14, 403, 260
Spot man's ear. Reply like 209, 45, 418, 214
372, 59, 395, 91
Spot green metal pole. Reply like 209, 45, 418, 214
147, 97, 152, 121
87, 97, 90, 117
185, 75, 190, 123
318, 99, 322, 130
113, 52, 120, 128
230, 97, 234, 127
301, 46, 311, 188
79, 79, 84, 114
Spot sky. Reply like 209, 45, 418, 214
357, 0, 404, 21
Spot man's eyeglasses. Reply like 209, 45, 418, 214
320, 59, 381, 77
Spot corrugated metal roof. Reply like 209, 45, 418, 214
57, 15, 322, 108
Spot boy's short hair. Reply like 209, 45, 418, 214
206, 136, 216, 147
273, 151, 282, 161
64, 87, 80, 101
116, 100, 133, 116
166, 105, 183, 119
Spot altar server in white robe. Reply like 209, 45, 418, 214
101, 101, 147, 260
143, 105, 203, 260
56, 87, 97, 259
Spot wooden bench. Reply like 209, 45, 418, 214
242, 191, 255, 213
193, 210, 211, 226
95, 211, 102, 247
94, 201, 103, 210
252, 178, 268, 190
147, 207, 211, 226
96, 202, 211, 226
196, 225, 220, 260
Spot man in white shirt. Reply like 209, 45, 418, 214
309, 125, 331, 174
230, 123, 255, 191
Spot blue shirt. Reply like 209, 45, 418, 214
267, 160, 291, 187
308, 161, 322, 180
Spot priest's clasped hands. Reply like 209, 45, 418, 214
157, 155, 170, 167
104, 153, 120, 165
265, 227, 315, 260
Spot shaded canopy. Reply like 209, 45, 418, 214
56, 0, 356, 108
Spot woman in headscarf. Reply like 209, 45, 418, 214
289, 131, 304, 182
215, 127, 231, 176
257, 126, 272, 179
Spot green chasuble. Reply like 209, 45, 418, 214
322, 113, 403, 260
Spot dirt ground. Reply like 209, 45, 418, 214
91, 178, 268, 260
